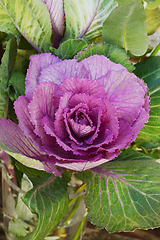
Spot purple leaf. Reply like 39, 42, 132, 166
98, 69, 146, 123
38, 59, 90, 86
42, 0, 64, 39
0, 119, 45, 160
26, 53, 61, 101
81, 55, 125, 80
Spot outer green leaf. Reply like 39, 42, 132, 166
102, 0, 148, 56
137, 84, 160, 142
134, 56, 160, 88
0, 0, 52, 53
23, 172, 70, 240
8, 70, 25, 101
75, 42, 135, 72
145, 7, 160, 35
0, 37, 17, 118
77, 149, 160, 233
63, 0, 117, 41
0, 8, 20, 36
51, 39, 88, 60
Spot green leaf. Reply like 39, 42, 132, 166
0, 0, 52, 53
51, 39, 88, 60
63, 0, 117, 41
102, 0, 148, 56
146, 0, 160, 9
134, 56, 160, 88
0, 37, 17, 118
145, 7, 160, 35
137, 84, 160, 142
116, 0, 143, 3
75, 42, 135, 72
22, 171, 71, 240
13, 49, 36, 75
145, 0, 156, 3
8, 70, 25, 101
77, 149, 160, 233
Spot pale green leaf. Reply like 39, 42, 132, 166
23, 172, 70, 240
0, 37, 17, 118
145, 7, 160, 35
116, 0, 144, 3
7, 152, 45, 172
0, 7, 20, 36
146, 0, 160, 9
145, 0, 156, 3
102, 0, 148, 56
0, 0, 52, 53
75, 42, 135, 72
77, 149, 160, 232
63, 0, 117, 41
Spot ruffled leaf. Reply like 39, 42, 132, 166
102, 0, 148, 56
75, 43, 135, 73
22, 171, 71, 240
51, 39, 88, 60
77, 149, 160, 233
0, 0, 52, 52
25, 53, 61, 101
63, 0, 117, 41
0, 37, 17, 118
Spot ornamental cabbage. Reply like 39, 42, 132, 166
0, 54, 149, 175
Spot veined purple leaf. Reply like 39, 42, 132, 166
77, 149, 160, 232
63, 0, 117, 41
42, 0, 64, 39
